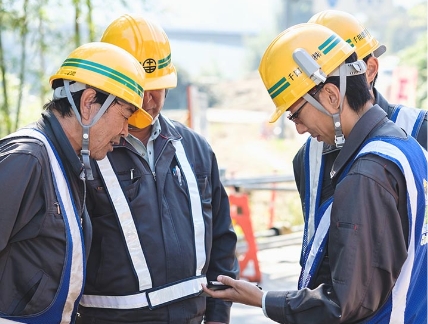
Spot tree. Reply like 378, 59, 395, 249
0, 0, 17, 135
14, 0, 29, 130
399, 32, 427, 109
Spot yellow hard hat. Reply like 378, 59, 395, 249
308, 10, 386, 59
259, 23, 355, 123
49, 42, 152, 129
101, 14, 177, 91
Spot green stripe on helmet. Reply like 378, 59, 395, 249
319, 35, 340, 54
346, 39, 355, 47
158, 53, 171, 70
268, 77, 290, 100
62, 58, 144, 97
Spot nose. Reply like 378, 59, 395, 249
295, 123, 308, 135
121, 119, 129, 138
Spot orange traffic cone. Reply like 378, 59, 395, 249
229, 193, 261, 283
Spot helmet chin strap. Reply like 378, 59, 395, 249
61, 80, 116, 180
302, 60, 366, 149
150, 114, 159, 125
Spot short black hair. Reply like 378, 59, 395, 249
324, 52, 373, 113
43, 79, 111, 117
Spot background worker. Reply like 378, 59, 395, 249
203, 23, 428, 323
78, 15, 239, 324
292, 10, 428, 289
0, 41, 150, 323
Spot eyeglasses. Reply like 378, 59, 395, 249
287, 101, 308, 123
287, 85, 324, 124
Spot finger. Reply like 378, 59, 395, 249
217, 275, 234, 286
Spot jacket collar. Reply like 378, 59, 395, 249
157, 114, 183, 141
373, 87, 390, 113
330, 105, 387, 183
36, 110, 84, 179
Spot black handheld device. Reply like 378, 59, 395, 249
206, 281, 232, 291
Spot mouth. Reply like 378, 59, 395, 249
110, 140, 119, 148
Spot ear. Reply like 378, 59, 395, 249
320, 83, 340, 114
79, 88, 97, 124
365, 56, 379, 85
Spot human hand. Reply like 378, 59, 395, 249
202, 275, 264, 307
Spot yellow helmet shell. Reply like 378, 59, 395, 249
308, 10, 386, 59
101, 14, 177, 91
49, 42, 152, 129
259, 23, 355, 123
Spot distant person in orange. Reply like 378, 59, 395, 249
77, 14, 239, 324
203, 22, 428, 323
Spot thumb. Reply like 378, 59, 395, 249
217, 275, 234, 286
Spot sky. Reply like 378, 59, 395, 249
95, 0, 281, 80
94, 0, 426, 81
97, 0, 280, 33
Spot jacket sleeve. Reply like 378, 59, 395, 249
0, 147, 44, 252
264, 156, 408, 323
292, 144, 306, 211
329, 156, 408, 322
204, 150, 239, 323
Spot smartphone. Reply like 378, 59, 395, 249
206, 281, 232, 291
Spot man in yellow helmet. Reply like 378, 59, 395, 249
202, 22, 428, 323
0, 41, 151, 324
291, 10, 428, 311
77, 15, 239, 324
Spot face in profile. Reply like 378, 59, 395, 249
88, 100, 136, 160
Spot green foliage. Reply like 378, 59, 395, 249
365, 1, 427, 55
397, 1, 427, 109
398, 32, 427, 109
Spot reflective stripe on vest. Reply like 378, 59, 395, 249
94, 156, 151, 291
164, 115, 206, 274
390, 105, 427, 138
171, 139, 206, 274
299, 200, 332, 289
1, 128, 84, 324
80, 275, 207, 309
358, 140, 427, 323
301, 138, 427, 323
302, 107, 427, 265
305, 137, 324, 244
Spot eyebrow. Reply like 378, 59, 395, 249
116, 99, 137, 114
128, 106, 138, 114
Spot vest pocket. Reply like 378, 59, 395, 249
7, 269, 49, 315
196, 175, 210, 201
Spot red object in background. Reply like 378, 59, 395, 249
389, 66, 418, 107
229, 193, 262, 283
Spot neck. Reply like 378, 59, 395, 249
130, 126, 153, 146
340, 100, 373, 138
53, 110, 82, 155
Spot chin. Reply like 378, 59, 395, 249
92, 149, 110, 161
